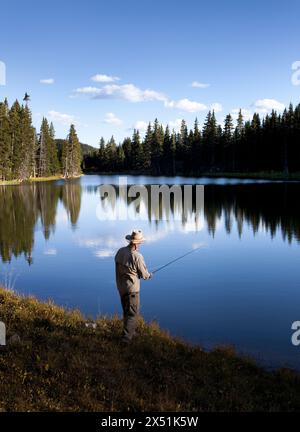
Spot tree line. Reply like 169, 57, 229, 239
2, 97, 300, 179
84, 103, 300, 175
0, 98, 82, 181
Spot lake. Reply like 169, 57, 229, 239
1, 174, 300, 370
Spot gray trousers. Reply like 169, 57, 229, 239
120, 292, 140, 340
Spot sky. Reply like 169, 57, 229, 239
1, 0, 300, 147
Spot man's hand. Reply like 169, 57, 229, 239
149, 272, 154, 279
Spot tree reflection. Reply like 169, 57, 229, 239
62, 180, 82, 228
0, 180, 82, 263
0, 180, 299, 264
96, 182, 300, 242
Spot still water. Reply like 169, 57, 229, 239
1, 175, 300, 369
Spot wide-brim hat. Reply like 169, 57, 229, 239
125, 229, 146, 244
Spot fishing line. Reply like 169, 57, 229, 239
151, 245, 205, 274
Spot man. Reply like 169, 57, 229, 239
115, 229, 153, 343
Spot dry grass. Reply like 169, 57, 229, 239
1, 287, 300, 412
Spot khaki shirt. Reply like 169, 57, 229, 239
115, 245, 151, 296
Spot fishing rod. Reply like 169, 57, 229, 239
151, 245, 204, 274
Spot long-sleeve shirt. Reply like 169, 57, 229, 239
115, 245, 151, 296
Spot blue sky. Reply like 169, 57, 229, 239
1, 0, 300, 146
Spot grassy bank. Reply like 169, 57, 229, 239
0, 175, 83, 186
1, 287, 300, 412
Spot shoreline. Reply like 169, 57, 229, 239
83, 170, 300, 181
1, 172, 300, 186
1, 287, 300, 411
0, 174, 83, 186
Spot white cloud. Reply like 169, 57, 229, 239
254, 98, 285, 113
44, 248, 57, 255
40, 78, 54, 85
133, 118, 184, 133
48, 110, 77, 126
91, 74, 120, 83
192, 242, 207, 250
143, 230, 170, 243
166, 98, 207, 113
134, 120, 148, 131
211, 102, 223, 113
77, 237, 120, 249
104, 112, 123, 127
75, 86, 102, 94
75, 83, 167, 103
94, 249, 115, 258
231, 101, 285, 122
191, 81, 210, 88
75, 81, 211, 114
168, 118, 182, 131
96, 84, 167, 103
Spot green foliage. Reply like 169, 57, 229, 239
62, 124, 82, 178
0, 101, 12, 180
131, 130, 143, 171
84, 103, 300, 176
3, 96, 300, 180
0, 99, 84, 182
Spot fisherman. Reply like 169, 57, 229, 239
115, 230, 153, 343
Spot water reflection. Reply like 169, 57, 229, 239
0, 179, 299, 265
0, 180, 81, 263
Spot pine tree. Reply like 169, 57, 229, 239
141, 122, 152, 171
122, 137, 132, 171
233, 109, 245, 172
131, 129, 142, 171
49, 123, 60, 175
116, 145, 125, 171
170, 130, 177, 175
9, 100, 22, 177
223, 114, 234, 170
62, 124, 82, 178
0, 101, 12, 180
37, 118, 59, 177
249, 112, 262, 171
38, 118, 50, 177
177, 119, 188, 168
97, 137, 106, 170
202, 110, 218, 169
235, 109, 244, 138
18, 104, 35, 180
151, 119, 163, 174
281, 104, 294, 175
162, 125, 172, 174
105, 136, 117, 170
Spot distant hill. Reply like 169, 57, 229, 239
55, 139, 97, 158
